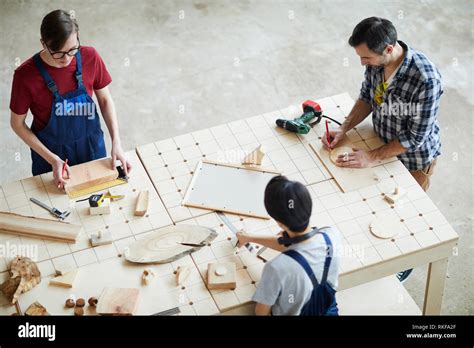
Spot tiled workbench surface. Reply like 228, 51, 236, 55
0, 93, 459, 315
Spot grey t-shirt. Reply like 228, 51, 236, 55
252, 226, 342, 315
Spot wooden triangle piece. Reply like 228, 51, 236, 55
242, 145, 265, 165
49, 269, 79, 288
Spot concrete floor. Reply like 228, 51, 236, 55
0, 0, 472, 314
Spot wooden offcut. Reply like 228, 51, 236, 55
309, 136, 379, 192
0, 211, 81, 243
242, 145, 265, 165
49, 269, 78, 288
134, 190, 149, 216
64, 158, 118, 196
97, 287, 140, 316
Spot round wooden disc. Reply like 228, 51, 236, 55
215, 266, 227, 276
330, 146, 353, 165
370, 214, 402, 239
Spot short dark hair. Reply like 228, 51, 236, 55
348, 17, 397, 55
264, 176, 312, 233
41, 9, 79, 51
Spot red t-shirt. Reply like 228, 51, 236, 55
10, 46, 112, 132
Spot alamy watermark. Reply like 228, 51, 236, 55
380, 99, 421, 118
55, 100, 96, 120
0, 242, 38, 260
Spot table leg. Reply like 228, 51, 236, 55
423, 257, 449, 315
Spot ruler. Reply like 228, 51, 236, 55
66, 178, 127, 199
217, 211, 254, 253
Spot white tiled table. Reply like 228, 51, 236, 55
0, 93, 458, 315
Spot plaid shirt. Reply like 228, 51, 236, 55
359, 41, 443, 171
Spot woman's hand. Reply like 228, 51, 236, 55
111, 141, 132, 176
50, 155, 71, 189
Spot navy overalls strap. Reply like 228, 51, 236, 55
320, 232, 333, 284
283, 249, 320, 287
74, 49, 84, 86
33, 53, 60, 99
283, 231, 333, 286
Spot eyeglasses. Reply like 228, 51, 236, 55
46, 36, 81, 59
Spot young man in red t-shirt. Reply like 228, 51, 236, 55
10, 9, 131, 187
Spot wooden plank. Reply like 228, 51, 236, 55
134, 190, 149, 216
64, 158, 118, 196
0, 211, 81, 243
97, 287, 140, 315
182, 161, 281, 219
124, 224, 217, 264
309, 136, 379, 192
423, 257, 449, 315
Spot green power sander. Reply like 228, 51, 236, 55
276, 100, 341, 134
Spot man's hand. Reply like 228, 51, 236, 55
50, 156, 71, 189
111, 142, 132, 176
322, 127, 345, 150
336, 148, 376, 168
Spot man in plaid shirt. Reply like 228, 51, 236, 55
323, 17, 442, 192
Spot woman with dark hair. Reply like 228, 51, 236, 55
10, 9, 131, 187
237, 176, 342, 316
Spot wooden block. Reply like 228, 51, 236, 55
242, 145, 265, 165
309, 137, 379, 192
89, 198, 111, 215
25, 301, 49, 316
90, 230, 113, 247
49, 269, 78, 288
64, 158, 118, 195
97, 287, 140, 316
207, 262, 236, 290
0, 211, 81, 243
384, 187, 406, 204
134, 190, 149, 216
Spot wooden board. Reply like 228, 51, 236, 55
182, 160, 280, 219
0, 211, 81, 243
134, 190, 149, 216
97, 287, 140, 315
124, 224, 218, 264
309, 136, 379, 192
64, 158, 118, 196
